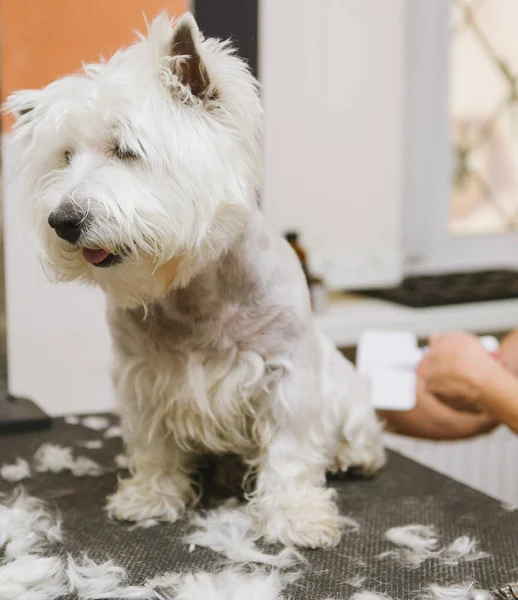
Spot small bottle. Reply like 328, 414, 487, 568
309, 275, 328, 314
285, 231, 328, 313
285, 231, 311, 285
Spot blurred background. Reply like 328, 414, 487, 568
2, 0, 518, 504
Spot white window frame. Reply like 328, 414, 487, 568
404, 0, 518, 277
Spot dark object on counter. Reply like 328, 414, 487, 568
0, 394, 51, 434
353, 269, 518, 308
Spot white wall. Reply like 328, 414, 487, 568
260, 0, 406, 289
3, 137, 116, 416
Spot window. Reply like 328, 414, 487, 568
405, 0, 518, 276
450, 0, 518, 237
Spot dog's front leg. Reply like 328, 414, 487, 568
248, 378, 342, 548
249, 432, 342, 548
106, 412, 196, 523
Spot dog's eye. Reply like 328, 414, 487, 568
64, 150, 73, 164
109, 144, 140, 161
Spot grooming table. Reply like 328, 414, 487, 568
1, 415, 517, 599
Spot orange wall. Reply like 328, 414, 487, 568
2, 0, 187, 129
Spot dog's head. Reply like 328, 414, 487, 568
6, 13, 262, 308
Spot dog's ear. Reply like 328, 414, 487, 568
3, 90, 40, 122
170, 12, 210, 98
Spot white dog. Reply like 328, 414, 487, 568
6, 12, 385, 548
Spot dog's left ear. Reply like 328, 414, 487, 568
3, 90, 40, 122
170, 12, 210, 98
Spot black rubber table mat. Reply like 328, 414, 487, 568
354, 269, 518, 308
1, 414, 517, 599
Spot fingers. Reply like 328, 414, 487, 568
416, 353, 434, 383
490, 350, 507, 367
380, 383, 499, 440
428, 331, 479, 347
381, 402, 497, 440
442, 408, 499, 439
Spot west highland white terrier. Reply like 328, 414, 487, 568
6, 12, 385, 548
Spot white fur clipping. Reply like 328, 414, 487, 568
0, 553, 144, 600
34, 443, 104, 477
341, 585, 477, 600
104, 426, 122, 438
184, 503, 305, 568
130, 519, 159, 530
64, 415, 80, 425
0, 488, 62, 558
1, 459, 31, 482
81, 416, 111, 431
440, 536, 489, 566
66, 554, 152, 599
383, 525, 437, 567
0, 555, 69, 600
350, 592, 393, 600
421, 582, 477, 600
34, 443, 75, 473
340, 515, 361, 534
151, 569, 288, 600
78, 440, 104, 450
346, 575, 368, 589
0, 490, 67, 600
70, 456, 105, 477
383, 525, 489, 567
114, 454, 129, 469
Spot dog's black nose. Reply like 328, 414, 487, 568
48, 204, 85, 244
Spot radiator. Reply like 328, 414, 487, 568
384, 426, 518, 506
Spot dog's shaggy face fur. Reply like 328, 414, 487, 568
6, 13, 261, 308
7, 13, 385, 549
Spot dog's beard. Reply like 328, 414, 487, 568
32, 187, 252, 309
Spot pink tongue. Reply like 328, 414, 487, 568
82, 248, 110, 264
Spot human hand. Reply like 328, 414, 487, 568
379, 377, 499, 440
418, 332, 501, 402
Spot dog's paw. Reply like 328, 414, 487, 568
106, 476, 185, 523
335, 434, 386, 476
251, 486, 342, 549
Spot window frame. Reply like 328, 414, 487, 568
403, 0, 518, 277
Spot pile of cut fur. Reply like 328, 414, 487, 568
0, 417, 493, 600
0, 485, 491, 600
0, 487, 302, 600
380, 524, 489, 568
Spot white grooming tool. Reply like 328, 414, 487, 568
357, 330, 499, 411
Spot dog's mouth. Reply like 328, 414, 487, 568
82, 248, 122, 268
